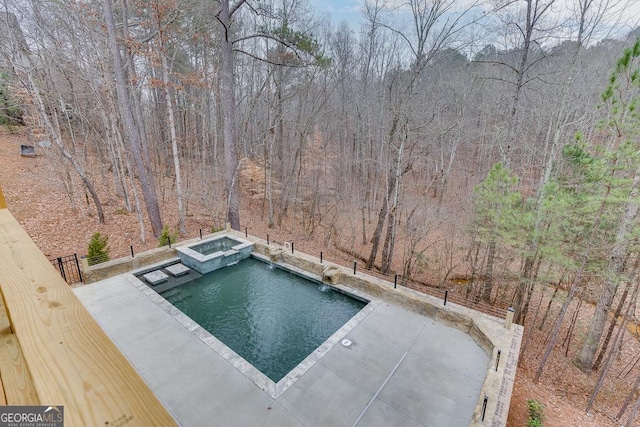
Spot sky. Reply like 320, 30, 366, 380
309, 0, 640, 41
310, 0, 363, 26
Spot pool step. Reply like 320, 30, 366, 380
143, 270, 169, 286
165, 263, 190, 277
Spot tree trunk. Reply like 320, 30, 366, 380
367, 116, 400, 270
380, 205, 396, 274
103, 0, 163, 236
586, 281, 638, 413
535, 190, 612, 382
218, 0, 240, 230
122, 0, 159, 214
625, 394, 640, 427
266, 131, 275, 228
111, 108, 146, 243
380, 130, 406, 274
514, 253, 536, 324
534, 285, 577, 383
481, 239, 496, 302
539, 284, 559, 331
562, 299, 582, 357
105, 112, 131, 212
617, 369, 640, 420
160, 51, 187, 234
576, 171, 640, 372
367, 190, 389, 270
521, 256, 543, 326
593, 278, 634, 371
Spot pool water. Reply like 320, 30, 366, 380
160, 257, 366, 382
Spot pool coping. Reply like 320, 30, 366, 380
126, 256, 381, 399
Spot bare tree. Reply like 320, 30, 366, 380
103, 0, 164, 236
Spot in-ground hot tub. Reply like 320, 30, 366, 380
175, 235, 254, 274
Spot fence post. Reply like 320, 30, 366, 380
320, 251, 323, 264
130, 245, 134, 258
267, 235, 270, 245
74, 253, 83, 283
57, 257, 67, 283
245, 227, 248, 238
291, 242, 294, 254
394, 274, 397, 289
496, 350, 501, 371
353, 262, 357, 275
168, 236, 171, 248
199, 229, 203, 239
444, 290, 448, 306
481, 396, 488, 421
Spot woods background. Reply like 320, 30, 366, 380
1, 0, 640, 424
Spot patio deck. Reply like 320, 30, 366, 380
75, 272, 490, 427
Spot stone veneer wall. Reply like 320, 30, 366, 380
80, 230, 522, 426
80, 232, 229, 284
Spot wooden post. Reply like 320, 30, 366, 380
0, 182, 6, 209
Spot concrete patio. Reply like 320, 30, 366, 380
75, 272, 490, 427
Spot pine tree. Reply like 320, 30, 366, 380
87, 232, 110, 266
158, 225, 179, 247
472, 162, 526, 302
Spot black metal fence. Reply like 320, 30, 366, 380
264, 236, 509, 320
49, 254, 83, 285
76, 227, 508, 318
86, 253, 110, 266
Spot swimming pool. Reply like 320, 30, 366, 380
159, 257, 367, 382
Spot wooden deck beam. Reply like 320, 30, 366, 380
0, 204, 176, 426
0, 295, 38, 405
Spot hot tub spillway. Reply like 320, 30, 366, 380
175, 235, 254, 274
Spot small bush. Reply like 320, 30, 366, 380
87, 232, 110, 266
211, 224, 224, 233
527, 399, 545, 427
159, 225, 179, 247
527, 419, 543, 427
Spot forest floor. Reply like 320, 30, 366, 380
0, 128, 634, 426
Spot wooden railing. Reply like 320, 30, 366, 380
0, 182, 176, 426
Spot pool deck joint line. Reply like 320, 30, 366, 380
351, 351, 409, 426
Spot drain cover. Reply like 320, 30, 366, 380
341, 338, 352, 347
